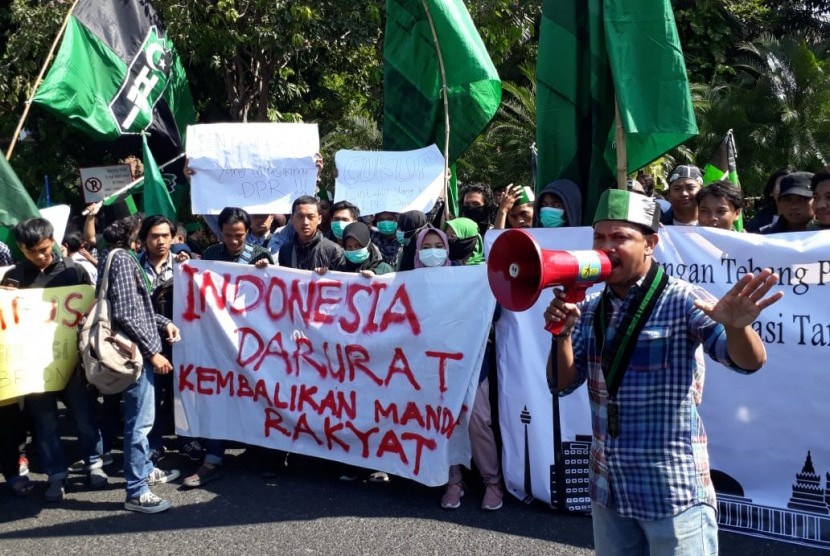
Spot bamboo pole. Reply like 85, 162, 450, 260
614, 98, 627, 190
421, 0, 452, 221
6, 0, 80, 161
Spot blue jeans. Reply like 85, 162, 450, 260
592, 502, 718, 556
204, 439, 225, 466
148, 371, 173, 452
122, 363, 156, 499
25, 368, 103, 481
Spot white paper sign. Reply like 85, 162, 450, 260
173, 261, 495, 486
334, 145, 444, 215
186, 123, 320, 215
79, 165, 133, 203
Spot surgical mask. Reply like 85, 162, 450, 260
396, 230, 410, 246
344, 247, 370, 264
540, 207, 566, 228
419, 248, 448, 267
331, 220, 348, 239
377, 220, 398, 235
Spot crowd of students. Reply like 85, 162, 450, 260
0, 162, 826, 516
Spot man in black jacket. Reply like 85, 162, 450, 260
1, 218, 106, 502
278, 195, 344, 271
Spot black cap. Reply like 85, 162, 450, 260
779, 172, 814, 198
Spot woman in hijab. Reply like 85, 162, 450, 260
413, 227, 451, 268
341, 222, 393, 276
396, 210, 429, 271
444, 217, 484, 266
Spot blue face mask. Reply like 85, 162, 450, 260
331, 220, 348, 239
377, 220, 398, 235
396, 230, 410, 246
344, 247, 370, 264
540, 207, 566, 228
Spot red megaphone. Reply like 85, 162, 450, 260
487, 229, 612, 335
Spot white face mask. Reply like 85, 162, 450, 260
418, 247, 448, 267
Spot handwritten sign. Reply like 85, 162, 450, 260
173, 261, 495, 486
79, 165, 133, 203
334, 145, 444, 215
0, 285, 95, 402
186, 123, 320, 215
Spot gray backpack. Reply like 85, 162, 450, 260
78, 249, 143, 394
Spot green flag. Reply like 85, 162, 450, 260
142, 135, 176, 220
383, 0, 502, 216
536, 0, 698, 223
703, 129, 743, 230
32, 0, 194, 156
0, 153, 41, 251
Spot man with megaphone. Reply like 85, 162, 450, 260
543, 189, 783, 556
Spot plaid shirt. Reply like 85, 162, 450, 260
562, 274, 754, 520
139, 251, 174, 293
97, 249, 171, 359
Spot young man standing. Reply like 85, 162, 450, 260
1, 218, 107, 502
278, 196, 344, 271
98, 215, 182, 513
661, 165, 703, 225
760, 172, 815, 234
183, 207, 272, 489
545, 189, 782, 555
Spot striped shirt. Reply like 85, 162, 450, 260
561, 275, 755, 519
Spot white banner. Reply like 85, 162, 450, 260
492, 226, 830, 548
186, 123, 320, 215
173, 261, 495, 486
334, 145, 444, 215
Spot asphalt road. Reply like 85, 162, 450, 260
0, 446, 824, 556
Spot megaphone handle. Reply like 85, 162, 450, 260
543, 287, 588, 336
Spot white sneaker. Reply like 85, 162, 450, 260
148, 467, 180, 485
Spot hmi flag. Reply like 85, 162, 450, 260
32, 0, 195, 154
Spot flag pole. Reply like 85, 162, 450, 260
6, 0, 80, 161
421, 0, 452, 221
614, 98, 627, 190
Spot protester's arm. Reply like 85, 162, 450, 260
693, 269, 783, 371
493, 184, 521, 230
544, 289, 582, 391
83, 203, 101, 247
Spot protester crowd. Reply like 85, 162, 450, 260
0, 162, 825, 526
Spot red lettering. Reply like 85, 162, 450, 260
12, 297, 20, 325
215, 370, 234, 396
297, 384, 320, 414
288, 279, 314, 327
258, 331, 291, 373
292, 413, 322, 445
237, 375, 254, 398
264, 408, 290, 437
400, 402, 426, 428
180, 264, 200, 321
340, 282, 372, 334
196, 367, 216, 395
201, 271, 230, 311
229, 274, 265, 315
363, 282, 388, 334
48, 297, 58, 323
236, 327, 264, 367
345, 344, 382, 385
323, 342, 346, 382
379, 285, 421, 335
272, 382, 289, 409
264, 276, 288, 321
374, 401, 399, 423
61, 292, 85, 327
254, 379, 270, 406
312, 279, 341, 325
178, 364, 195, 391
385, 348, 420, 390
376, 429, 408, 465
345, 421, 380, 458
425, 351, 464, 393
401, 432, 436, 476
324, 417, 349, 452
293, 337, 327, 378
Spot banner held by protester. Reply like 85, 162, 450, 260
0, 285, 95, 402
334, 145, 445, 216
187, 123, 320, 215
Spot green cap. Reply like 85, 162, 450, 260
593, 189, 661, 233
185, 221, 202, 233
514, 185, 535, 206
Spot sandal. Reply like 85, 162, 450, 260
183, 464, 224, 488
